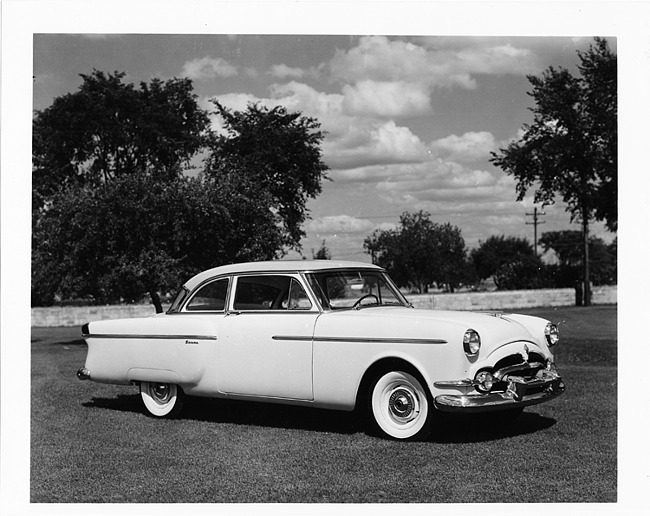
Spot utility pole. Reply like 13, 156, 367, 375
526, 207, 545, 256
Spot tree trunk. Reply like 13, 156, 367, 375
150, 290, 163, 314
582, 211, 591, 307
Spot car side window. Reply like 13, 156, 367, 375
185, 278, 229, 312
286, 278, 312, 310
234, 275, 291, 310
232, 275, 313, 311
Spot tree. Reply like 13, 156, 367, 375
539, 230, 617, 286
313, 240, 332, 260
363, 211, 468, 293
32, 70, 210, 215
32, 173, 284, 310
32, 73, 330, 308
204, 102, 329, 251
492, 255, 547, 290
490, 38, 617, 305
470, 235, 536, 286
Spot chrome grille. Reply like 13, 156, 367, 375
489, 353, 547, 394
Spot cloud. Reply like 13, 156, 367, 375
259, 81, 431, 169
326, 157, 509, 214
306, 215, 376, 235
341, 80, 432, 117
182, 57, 238, 80
269, 81, 344, 121
324, 120, 431, 170
329, 36, 538, 91
431, 131, 498, 162
269, 64, 306, 79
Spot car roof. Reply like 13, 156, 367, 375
184, 260, 383, 290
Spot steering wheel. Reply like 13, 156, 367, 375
352, 293, 379, 309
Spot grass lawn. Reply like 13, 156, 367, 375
30, 305, 617, 503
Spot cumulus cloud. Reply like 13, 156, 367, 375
341, 80, 432, 117
351, 159, 510, 210
269, 64, 306, 79
219, 81, 430, 171
182, 57, 238, 80
431, 131, 498, 162
269, 81, 344, 121
324, 120, 430, 170
306, 215, 376, 235
329, 36, 538, 91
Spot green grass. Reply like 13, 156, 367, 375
31, 305, 616, 503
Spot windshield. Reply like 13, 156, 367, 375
306, 270, 408, 310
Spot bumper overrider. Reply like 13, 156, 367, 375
433, 368, 565, 413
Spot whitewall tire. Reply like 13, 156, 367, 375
369, 369, 432, 441
140, 382, 184, 418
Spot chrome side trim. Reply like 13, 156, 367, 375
272, 336, 447, 344
272, 335, 313, 342
82, 333, 217, 341
315, 336, 447, 345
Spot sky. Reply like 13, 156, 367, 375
33, 33, 617, 262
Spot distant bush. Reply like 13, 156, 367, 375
493, 255, 549, 290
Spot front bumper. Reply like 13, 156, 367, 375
433, 370, 565, 413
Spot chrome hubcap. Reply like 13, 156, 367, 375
151, 383, 171, 404
388, 388, 416, 420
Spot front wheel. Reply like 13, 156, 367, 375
140, 382, 184, 418
368, 369, 432, 440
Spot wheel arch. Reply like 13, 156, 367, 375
354, 357, 431, 412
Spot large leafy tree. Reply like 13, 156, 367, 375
32, 173, 283, 310
490, 37, 616, 305
32, 73, 328, 308
364, 211, 468, 293
539, 230, 617, 286
32, 70, 210, 214
470, 235, 536, 284
204, 102, 329, 251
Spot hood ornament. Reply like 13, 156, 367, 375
521, 344, 530, 362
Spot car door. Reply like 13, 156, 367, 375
216, 273, 318, 400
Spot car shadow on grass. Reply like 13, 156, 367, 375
84, 393, 361, 434
429, 411, 557, 443
60, 339, 87, 347
83, 393, 556, 442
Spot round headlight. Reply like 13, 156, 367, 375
545, 322, 559, 346
463, 329, 481, 355
474, 370, 494, 393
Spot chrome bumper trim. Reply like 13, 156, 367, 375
76, 367, 91, 381
433, 373, 565, 413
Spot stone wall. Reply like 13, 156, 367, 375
31, 305, 167, 328
408, 285, 617, 311
31, 285, 617, 327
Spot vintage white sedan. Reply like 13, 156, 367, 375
77, 260, 564, 440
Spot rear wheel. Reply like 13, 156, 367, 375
368, 369, 432, 441
140, 382, 184, 418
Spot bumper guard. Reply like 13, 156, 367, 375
433, 370, 565, 413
